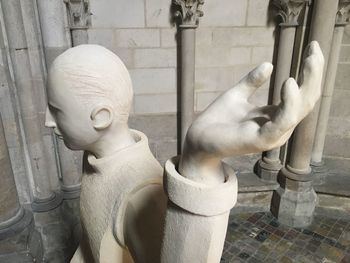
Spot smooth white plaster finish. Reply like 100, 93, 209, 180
45, 42, 324, 262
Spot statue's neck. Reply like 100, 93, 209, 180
89, 125, 136, 159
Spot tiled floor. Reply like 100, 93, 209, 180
222, 212, 350, 263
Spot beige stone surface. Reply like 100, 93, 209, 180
343, 26, 350, 44
160, 28, 176, 47
115, 29, 160, 48
335, 63, 350, 90
339, 45, 350, 63
196, 47, 251, 67
130, 68, 176, 94
252, 46, 274, 64
134, 93, 177, 114
246, 0, 270, 26
145, 0, 172, 27
195, 67, 235, 92
84, 0, 282, 115
212, 27, 275, 47
90, 0, 145, 28
330, 90, 350, 118
200, 0, 248, 27
88, 29, 115, 50
134, 48, 176, 68
196, 91, 221, 111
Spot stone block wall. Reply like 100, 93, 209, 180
325, 26, 350, 166
86, 0, 349, 170
88, 0, 275, 114
87, 0, 276, 167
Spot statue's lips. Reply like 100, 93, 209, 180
54, 129, 63, 139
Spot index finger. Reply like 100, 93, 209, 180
232, 62, 273, 100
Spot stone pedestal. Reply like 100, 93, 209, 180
257, 158, 282, 182
271, 167, 317, 228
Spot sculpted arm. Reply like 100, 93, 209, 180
161, 41, 324, 262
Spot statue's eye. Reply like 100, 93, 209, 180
48, 104, 60, 113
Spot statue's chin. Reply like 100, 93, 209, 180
63, 140, 80, 151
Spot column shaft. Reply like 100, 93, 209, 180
71, 29, 88, 46
271, 0, 339, 228
312, 5, 348, 164
1, 0, 54, 200
0, 113, 33, 243
37, 0, 82, 199
257, 24, 298, 181
288, 0, 338, 172
0, 114, 21, 224
173, 0, 203, 152
180, 26, 196, 148
36, 0, 71, 66
265, 25, 296, 162
64, 0, 90, 47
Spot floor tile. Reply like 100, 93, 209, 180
223, 212, 350, 263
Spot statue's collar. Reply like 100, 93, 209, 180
86, 129, 149, 174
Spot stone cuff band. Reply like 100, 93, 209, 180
164, 156, 238, 217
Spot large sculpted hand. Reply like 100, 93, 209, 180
179, 41, 324, 186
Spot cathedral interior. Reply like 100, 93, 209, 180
0, 0, 349, 262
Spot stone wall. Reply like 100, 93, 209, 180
88, 0, 275, 114
87, 0, 276, 167
325, 25, 350, 166
86, 0, 350, 170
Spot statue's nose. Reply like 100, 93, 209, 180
45, 107, 56, 128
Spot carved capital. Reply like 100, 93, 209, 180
336, 0, 350, 26
64, 0, 91, 29
173, 0, 204, 27
272, 0, 310, 26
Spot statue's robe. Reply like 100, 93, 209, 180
71, 130, 166, 263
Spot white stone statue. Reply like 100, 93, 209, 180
45, 41, 324, 263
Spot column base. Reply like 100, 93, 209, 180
271, 167, 317, 228
311, 161, 328, 185
0, 209, 43, 261
31, 192, 63, 212
0, 208, 33, 240
256, 159, 282, 182
61, 183, 81, 200
310, 160, 324, 167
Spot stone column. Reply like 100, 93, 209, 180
311, 0, 350, 165
37, 0, 83, 200
271, 0, 339, 227
257, 0, 308, 182
36, 0, 71, 66
64, 0, 90, 47
174, 0, 204, 150
0, 113, 32, 240
1, 0, 62, 211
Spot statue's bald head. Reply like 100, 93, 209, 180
48, 44, 133, 124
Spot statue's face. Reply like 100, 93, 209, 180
45, 69, 100, 151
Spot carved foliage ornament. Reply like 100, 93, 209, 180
173, 0, 204, 26
64, 0, 91, 29
272, 0, 310, 25
336, 0, 350, 25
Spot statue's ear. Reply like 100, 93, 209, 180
90, 105, 114, 130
